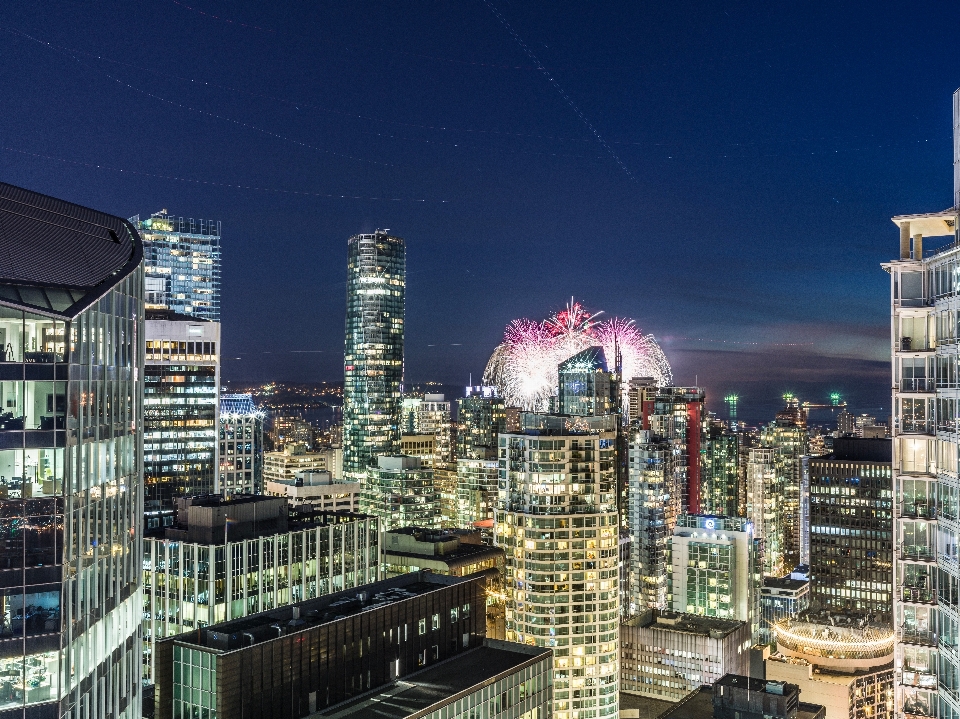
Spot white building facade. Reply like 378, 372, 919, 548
885, 89, 960, 719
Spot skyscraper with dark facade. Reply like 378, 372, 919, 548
342, 230, 405, 481
808, 437, 893, 619
0, 182, 144, 719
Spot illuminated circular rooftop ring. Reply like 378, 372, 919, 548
483, 298, 672, 411
774, 619, 894, 670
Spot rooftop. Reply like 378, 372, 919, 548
891, 208, 955, 238
0, 181, 142, 317
655, 684, 825, 719
310, 640, 551, 719
627, 610, 745, 639
219, 393, 261, 416
762, 577, 809, 592
175, 572, 471, 653
812, 437, 891, 463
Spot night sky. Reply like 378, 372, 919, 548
1, 1, 956, 424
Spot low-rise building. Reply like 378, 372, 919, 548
265, 470, 362, 512
620, 610, 753, 702
383, 527, 505, 578
760, 577, 810, 645
263, 443, 338, 483
142, 495, 380, 683
647, 675, 826, 719
311, 640, 553, 719
155, 572, 486, 718
766, 614, 894, 719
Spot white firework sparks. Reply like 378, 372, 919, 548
483, 298, 672, 410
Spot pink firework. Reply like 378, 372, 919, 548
483, 299, 673, 410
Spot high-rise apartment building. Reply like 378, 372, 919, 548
218, 393, 264, 496
633, 382, 705, 513
703, 417, 740, 517
763, 403, 808, 572
457, 385, 505, 459
132, 209, 221, 321
343, 230, 404, 480
884, 101, 960, 719
496, 413, 620, 719
0, 182, 144, 718
627, 429, 677, 613
418, 393, 453, 464
747, 447, 784, 577
457, 453, 500, 530
807, 438, 893, 619
143, 312, 220, 523
626, 383, 705, 614
362, 455, 439, 530
557, 346, 617, 417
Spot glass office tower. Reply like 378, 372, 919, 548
130, 210, 221, 322
342, 230, 404, 481
0, 182, 144, 719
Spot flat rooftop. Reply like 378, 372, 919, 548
312, 641, 551, 719
656, 685, 825, 719
176, 572, 470, 652
762, 577, 809, 592
627, 610, 744, 639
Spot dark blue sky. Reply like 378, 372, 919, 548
1, 1, 955, 423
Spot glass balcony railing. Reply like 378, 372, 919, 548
900, 378, 936, 392
898, 628, 938, 647
900, 337, 934, 352
900, 503, 937, 520
898, 419, 935, 435
902, 587, 937, 604
898, 544, 936, 562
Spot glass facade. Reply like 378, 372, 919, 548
144, 320, 219, 518
456, 387, 505, 460
496, 426, 620, 719
132, 211, 221, 322
218, 394, 263, 497
456, 457, 500, 529
142, 515, 380, 682
557, 347, 615, 418
342, 230, 404, 481
702, 420, 739, 517
0, 270, 144, 717
362, 456, 439, 530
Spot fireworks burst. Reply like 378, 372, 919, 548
483, 298, 672, 411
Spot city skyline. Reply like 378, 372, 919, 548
0, 1, 943, 419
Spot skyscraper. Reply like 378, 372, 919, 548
0, 182, 144, 718
884, 94, 960, 719
807, 437, 893, 619
496, 414, 620, 719
218, 393, 265, 496
143, 312, 220, 524
456, 385, 505, 459
557, 346, 617, 417
702, 417, 740, 517
342, 230, 405, 480
131, 209, 221, 321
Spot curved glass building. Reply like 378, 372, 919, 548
342, 230, 404, 481
0, 183, 144, 718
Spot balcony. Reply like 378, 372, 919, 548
902, 587, 937, 605
898, 628, 938, 647
900, 337, 934, 352
898, 419, 935, 435
898, 544, 936, 562
900, 503, 937, 520
900, 378, 936, 393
